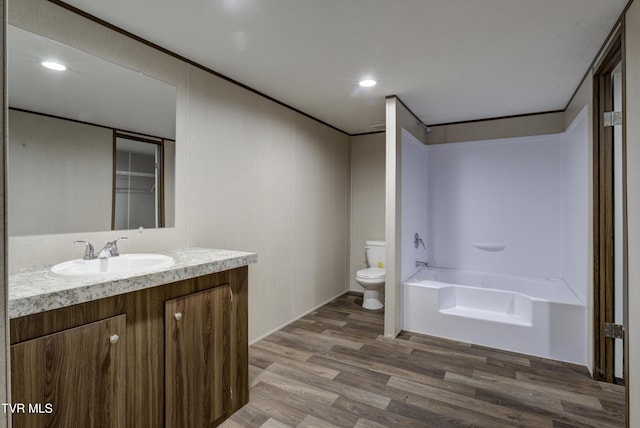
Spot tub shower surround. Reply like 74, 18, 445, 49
9, 247, 257, 318
404, 267, 586, 364
401, 110, 589, 364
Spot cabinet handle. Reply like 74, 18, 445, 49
174, 312, 182, 321
109, 334, 119, 344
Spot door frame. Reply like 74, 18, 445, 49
111, 131, 166, 230
592, 26, 627, 385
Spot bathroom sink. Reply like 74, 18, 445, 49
49, 253, 174, 279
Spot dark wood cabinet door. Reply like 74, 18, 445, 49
11, 315, 126, 428
165, 285, 231, 427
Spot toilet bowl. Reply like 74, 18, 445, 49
355, 267, 385, 310
355, 240, 385, 310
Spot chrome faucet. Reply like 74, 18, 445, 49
74, 237, 128, 259
97, 237, 128, 259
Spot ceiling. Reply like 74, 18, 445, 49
62, 0, 627, 135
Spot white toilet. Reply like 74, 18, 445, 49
355, 240, 385, 310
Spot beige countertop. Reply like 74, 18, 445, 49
9, 247, 257, 319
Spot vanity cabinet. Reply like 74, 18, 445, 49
9, 266, 249, 427
165, 286, 231, 426
11, 315, 126, 428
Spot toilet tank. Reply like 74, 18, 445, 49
365, 240, 386, 268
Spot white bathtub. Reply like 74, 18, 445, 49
403, 267, 586, 364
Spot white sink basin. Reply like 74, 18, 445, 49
50, 253, 174, 279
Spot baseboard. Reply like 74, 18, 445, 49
249, 290, 355, 345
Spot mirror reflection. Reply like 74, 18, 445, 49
114, 135, 164, 230
7, 25, 177, 236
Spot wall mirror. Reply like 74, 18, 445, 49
7, 25, 177, 236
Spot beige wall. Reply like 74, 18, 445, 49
425, 111, 565, 144
349, 132, 385, 291
184, 64, 350, 340
625, 1, 640, 424
8, 0, 351, 343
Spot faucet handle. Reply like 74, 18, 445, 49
103, 237, 128, 258
74, 240, 96, 260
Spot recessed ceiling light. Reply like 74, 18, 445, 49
41, 61, 66, 71
359, 79, 376, 87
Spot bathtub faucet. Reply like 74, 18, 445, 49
415, 260, 429, 268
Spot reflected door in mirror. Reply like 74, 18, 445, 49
114, 135, 164, 230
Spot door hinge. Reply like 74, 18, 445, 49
230, 289, 233, 302
603, 111, 622, 127
604, 322, 625, 339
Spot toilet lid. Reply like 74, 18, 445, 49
356, 267, 385, 279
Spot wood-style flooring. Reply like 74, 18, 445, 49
222, 292, 625, 427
